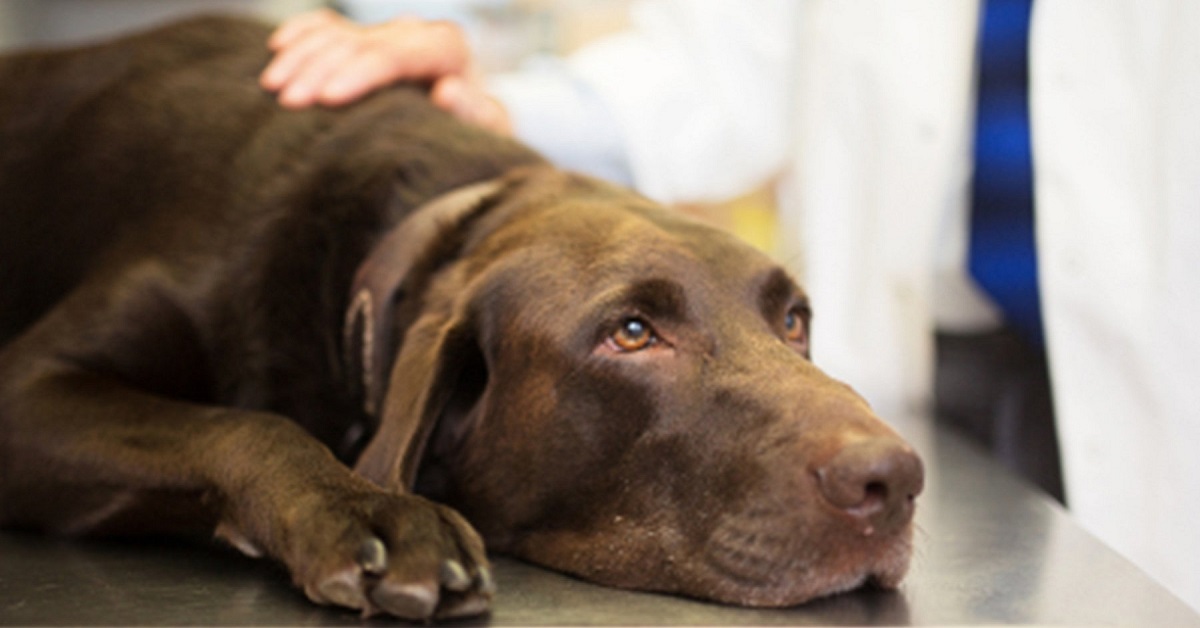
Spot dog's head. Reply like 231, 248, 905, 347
352, 166, 923, 606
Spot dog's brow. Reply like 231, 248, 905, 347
623, 278, 688, 320
758, 267, 804, 317
587, 278, 688, 323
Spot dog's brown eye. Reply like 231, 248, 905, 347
611, 317, 656, 352
784, 309, 806, 343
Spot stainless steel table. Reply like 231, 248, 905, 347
2, 420, 1198, 626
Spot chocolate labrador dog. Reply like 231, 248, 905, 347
0, 16, 924, 621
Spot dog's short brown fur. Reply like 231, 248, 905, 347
0, 17, 924, 620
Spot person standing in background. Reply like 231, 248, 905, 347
262, 0, 1200, 612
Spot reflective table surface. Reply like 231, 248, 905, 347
2, 422, 1198, 626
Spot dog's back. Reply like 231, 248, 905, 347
0, 18, 268, 339
0, 16, 540, 347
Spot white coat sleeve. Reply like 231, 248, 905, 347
488, 57, 635, 188
491, 0, 799, 204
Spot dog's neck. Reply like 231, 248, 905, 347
342, 178, 506, 422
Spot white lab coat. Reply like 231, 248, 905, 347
494, 0, 1200, 611
1032, 0, 1200, 611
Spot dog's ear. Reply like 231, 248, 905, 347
343, 179, 506, 419
354, 303, 484, 490
346, 174, 532, 490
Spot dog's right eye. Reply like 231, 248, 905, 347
609, 317, 658, 352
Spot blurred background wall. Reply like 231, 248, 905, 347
0, 0, 323, 49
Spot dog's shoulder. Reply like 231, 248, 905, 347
0, 15, 542, 366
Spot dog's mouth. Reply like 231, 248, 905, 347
506, 504, 916, 609
495, 434, 923, 608
695, 512, 916, 607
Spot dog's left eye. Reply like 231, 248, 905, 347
609, 317, 658, 352
784, 306, 809, 350
784, 310, 804, 341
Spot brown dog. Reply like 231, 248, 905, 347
0, 16, 923, 621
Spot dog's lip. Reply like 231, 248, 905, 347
701, 542, 914, 607
504, 509, 914, 608
696, 516, 916, 607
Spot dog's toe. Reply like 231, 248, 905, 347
361, 557, 493, 620
370, 580, 440, 620
435, 589, 492, 620
285, 490, 492, 620
432, 562, 494, 618
306, 569, 368, 611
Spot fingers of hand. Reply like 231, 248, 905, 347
432, 75, 513, 135
313, 46, 407, 107
261, 14, 360, 103
267, 8, 342, 51
262, 15, 477, 110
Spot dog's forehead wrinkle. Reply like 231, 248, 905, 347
490, 190, 697, 260
469, 188, 784, 323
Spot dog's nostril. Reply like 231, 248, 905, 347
815, 438, 924, 533
862, 481, 888, 506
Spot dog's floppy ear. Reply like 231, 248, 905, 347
354, 302, 482, 490
346, 177, 510, 490
343, 178, 505, 419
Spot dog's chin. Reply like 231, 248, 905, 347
686, 520, 915, 608
508, 518, 914, 608
695, 525, 915, 607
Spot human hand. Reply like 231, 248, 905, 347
260, 9, 511, 134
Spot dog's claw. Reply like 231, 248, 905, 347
440, 559, 472, 592
433, 563, 494, 620
476, 566, 496, 596
357, 537, 388, 575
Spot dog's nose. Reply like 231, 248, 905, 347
815, 438, 924, 535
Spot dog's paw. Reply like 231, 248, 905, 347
283, 490, 492, 621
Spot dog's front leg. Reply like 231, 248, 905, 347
0, 358, 492, 620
